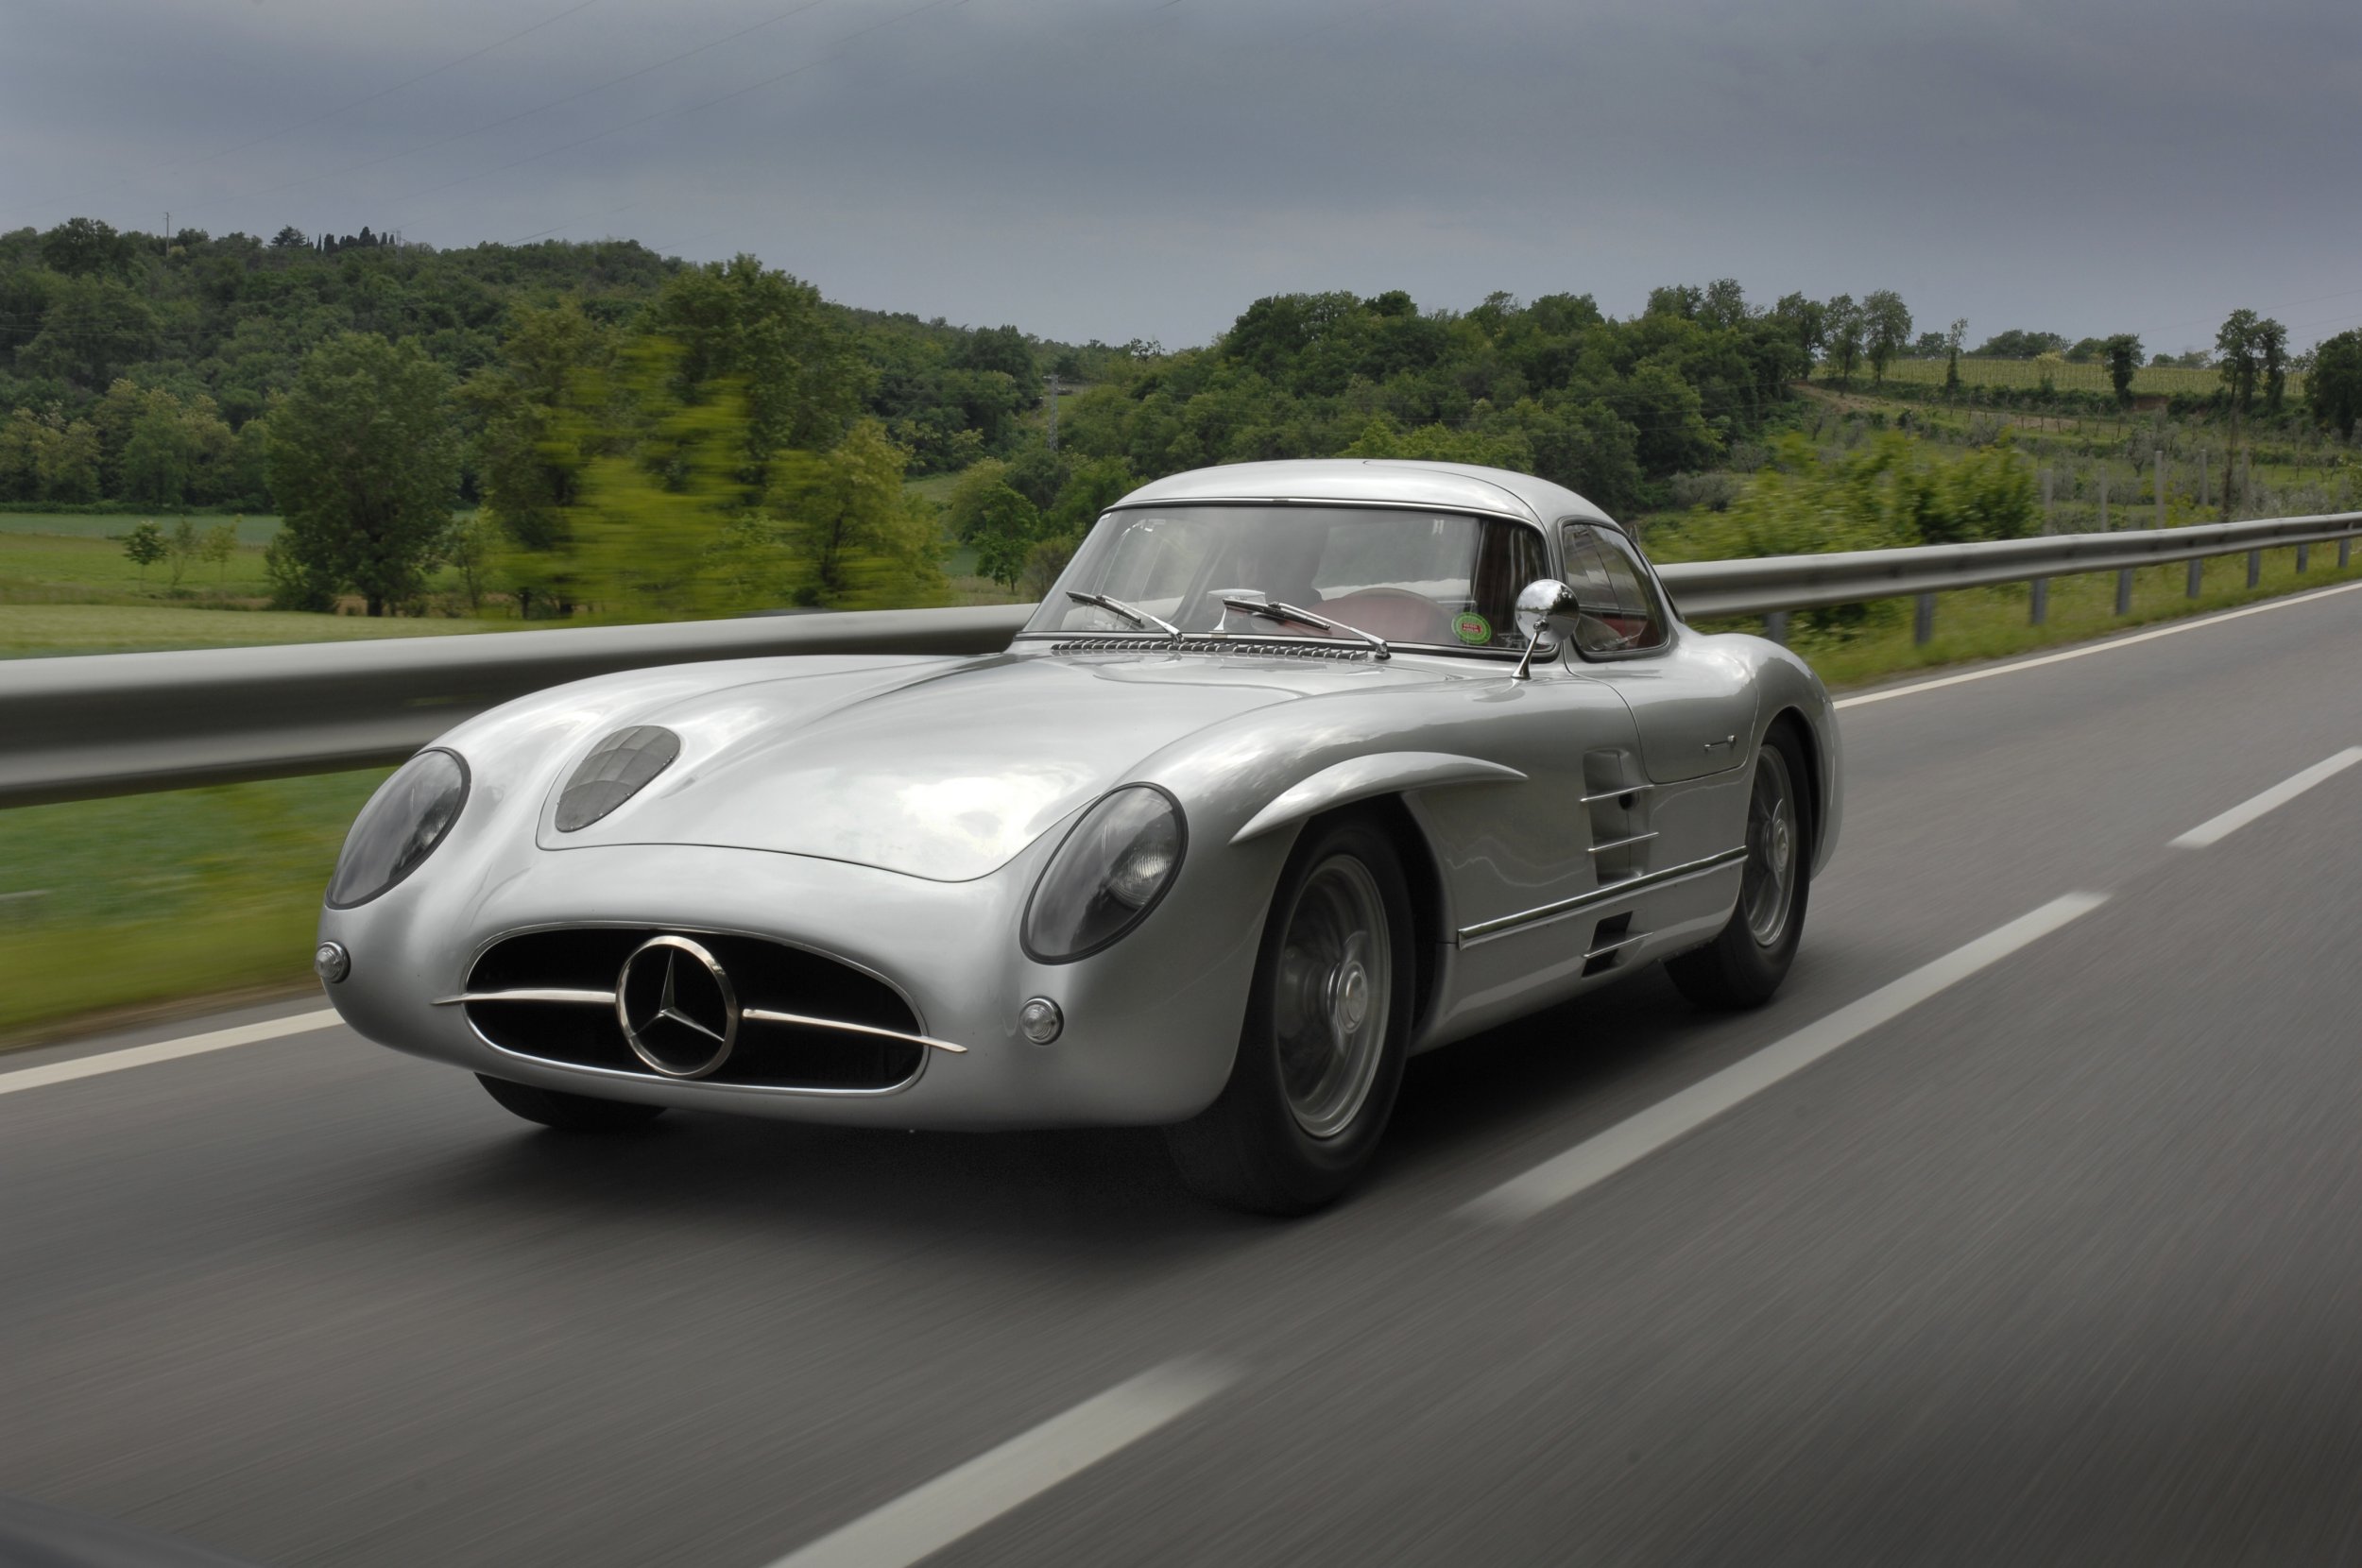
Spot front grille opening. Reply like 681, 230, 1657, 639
463, 929, 926, 1092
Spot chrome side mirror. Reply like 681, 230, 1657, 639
1512, 578, 1577, 680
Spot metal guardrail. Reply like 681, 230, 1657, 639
3, 512, 2357, 809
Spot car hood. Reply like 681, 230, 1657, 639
539, 651, 1438, 880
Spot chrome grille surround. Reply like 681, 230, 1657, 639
449, 926, 941, 1096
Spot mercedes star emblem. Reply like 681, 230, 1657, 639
615, 934, 740, 1079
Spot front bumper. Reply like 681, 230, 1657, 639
318, 838, 1271, 1130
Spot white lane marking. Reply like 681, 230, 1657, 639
0, 1009, 341, 1098
1834, 578, 2362, 711
1463, 893, 2111, 1226
763, 1358, 1238, 1568
2169, 747, 2362, 850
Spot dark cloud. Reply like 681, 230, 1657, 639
6, 0, 2358, 351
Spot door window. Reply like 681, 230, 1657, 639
1559, 525, 1669, 656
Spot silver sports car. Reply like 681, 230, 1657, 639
316, 460, 1840, 1212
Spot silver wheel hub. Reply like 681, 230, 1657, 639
1740, 747, 1800, 949
1274, 856, 1393, 1140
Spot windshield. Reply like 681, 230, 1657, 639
1023, 504, 1550, 653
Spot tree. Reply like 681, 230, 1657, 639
1771, 294, 1826, 366
122, 520, 165, 580
1971, 329, 2064, 359
2216, 309, 2264, 412
40, 216, 135, 279
957, 325, 1037, 385
2258, 318, 2289, 414
164, 518, 201, 588
763, 420, 945, 608
200, 521, 239, 582
437, 513, 501, 612
1944, 318, 1967, 393
2102, 334, 2143, 404
1822, 295, 1863, 385
967, 483, 1042, 589
265, 332, 460, 616
1699, 280, 1749, 331
647, 255, 869, 484
1860, 290, 1912, 384
2307, 329, 2362, 440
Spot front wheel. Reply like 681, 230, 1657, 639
477, 1074, 668, 1132
1165, 816, 1414, 1215
1666, 727, 1810, 1010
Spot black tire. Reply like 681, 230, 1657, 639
1666, 724, 1811, 1010
1165, 815, 1415, 1216
477, 1074, 668, 1132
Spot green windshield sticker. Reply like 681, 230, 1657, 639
1453, 612, 1492, 645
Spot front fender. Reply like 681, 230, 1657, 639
1228, 751, 1528, 844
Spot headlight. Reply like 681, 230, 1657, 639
556, 725, 681, 831
325, 749, 469, 909
1022, 785, 1187, 963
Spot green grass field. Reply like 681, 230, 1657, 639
1, 512, 283, 544
0, 770, 387, 1042
1868, 357, 2272, 398
1, 526, 274, 601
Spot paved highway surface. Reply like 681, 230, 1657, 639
8, 583, 2362, 1566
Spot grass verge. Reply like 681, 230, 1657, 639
3, 545, 2354, 1048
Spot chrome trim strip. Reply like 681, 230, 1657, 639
436, 990, 967, 1055
1582, 931, 1652, 962
434, 988, 615, 1006
1579, 782, 1656, 804
472, 1040, 926, 1100
1586, 831, 1660, 855
1454, 847, 1748, 949
741, 1007, 967, 1054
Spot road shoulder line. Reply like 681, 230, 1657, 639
762, 1358, 1238, 1568
1462, 892, 2111, 1226
0, 1009, 341, 1097
2169, 746, 2362, 849
1833, 579, 2362, 711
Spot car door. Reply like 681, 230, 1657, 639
1558, 523, 1758, 786
1549, 521, 1758, 960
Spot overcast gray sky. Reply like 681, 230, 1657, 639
7, 0, 2358, 353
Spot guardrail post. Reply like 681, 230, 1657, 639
2342, 537, 2353, 570
2296, 542, 2309, 573
1913, 593, 1935, 645
2186, 557, 2202, 599
2114, 568, 2132, 615
1764, 609, 1789, 645
2248, 550, 2262, 588
2028, 577, 2048, 624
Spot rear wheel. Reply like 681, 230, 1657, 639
1165, 817, 1413, 1215
1666, 727, 1810, 1010
477, 1074, 667, 1132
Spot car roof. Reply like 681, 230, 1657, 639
1110, 459, 1618, 528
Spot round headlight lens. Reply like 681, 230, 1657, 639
556, 725, 680, 831
325, 749, 469, 909
1022, 785, 1186, 963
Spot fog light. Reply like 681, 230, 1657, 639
314, 942, 351, 985
1017, 997, 1063, 1045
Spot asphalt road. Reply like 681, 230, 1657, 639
8, 583, 2362, 1566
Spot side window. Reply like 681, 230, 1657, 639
1559, 524, 1669, 656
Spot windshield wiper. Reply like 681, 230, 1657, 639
1066, 590, 1181, 639
1219, 596, 1390, 659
